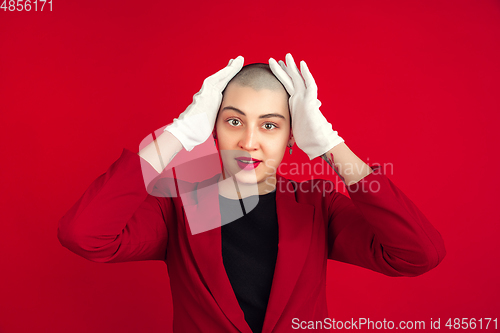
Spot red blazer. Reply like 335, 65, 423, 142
58, 148, 446, 333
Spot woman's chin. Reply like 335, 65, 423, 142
232, 170, 259, 185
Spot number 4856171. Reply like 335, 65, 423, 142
1, 0, 53, 11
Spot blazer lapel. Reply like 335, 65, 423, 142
261, 174, 315, 333
182, 174, 253, 333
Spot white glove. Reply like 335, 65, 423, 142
164, 56, 244, 151
269, 53, 344, 160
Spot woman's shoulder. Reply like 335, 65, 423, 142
149, 173, 221, 204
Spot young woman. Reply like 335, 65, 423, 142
58, 54, 446, 333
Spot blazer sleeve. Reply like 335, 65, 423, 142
57, 148, 171, 263
327, 166, 446, 277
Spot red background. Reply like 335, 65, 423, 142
1, 0, 499, 332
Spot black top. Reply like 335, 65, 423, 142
219, 189, 279, 333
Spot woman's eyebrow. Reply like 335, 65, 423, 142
221, 106, 286, 120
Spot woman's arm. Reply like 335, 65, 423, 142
268, 53, 446, 276
321, 142, 373, 186
325, 158, 447, 277
138, 129, 183, 173
57, 139, 180, 263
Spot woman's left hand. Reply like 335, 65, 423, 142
269, 53, 344, 160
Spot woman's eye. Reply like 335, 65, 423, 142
228, 119, 241, 126
263, 123, 277, 130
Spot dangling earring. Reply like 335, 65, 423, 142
213, 135, 217, 146
289, 145, 293, 155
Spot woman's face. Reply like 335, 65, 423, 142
214, 83, 293, 191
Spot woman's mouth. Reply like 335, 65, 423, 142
235, 158, 261, 170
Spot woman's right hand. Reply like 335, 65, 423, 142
164, 56, 244, 151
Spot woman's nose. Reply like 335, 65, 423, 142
238, 127, 259, 151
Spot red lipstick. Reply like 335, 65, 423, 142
235, 157, 261, 170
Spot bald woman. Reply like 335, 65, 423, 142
58, 54, 446, 333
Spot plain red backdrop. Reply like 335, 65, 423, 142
1, 0, 499, 332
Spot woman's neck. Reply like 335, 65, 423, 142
217, 173, 277, 199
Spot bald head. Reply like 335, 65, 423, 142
224, 63, 289, 96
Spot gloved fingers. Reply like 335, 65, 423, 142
269, 57, 295, 96
204, 55, 244, 91
278, 59, 294, 84
278, 60, 287, 73
210, 55, 243, 80
300, 60, 318, 95
285, 53, 306, 92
